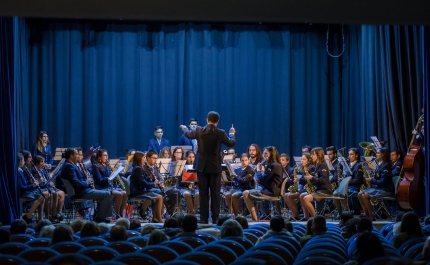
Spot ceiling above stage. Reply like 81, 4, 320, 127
0, 0, 429, 25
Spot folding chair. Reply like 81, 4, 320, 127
318, 176, 351, 219
62, 178, 95, 223
250, 177, 289, 220
372, 176, 400, 220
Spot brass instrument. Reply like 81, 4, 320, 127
360, 162, 372, 191
303, 165, 316, 194
359, 142, 376, 157
288, 166, 298, 193
77, 162, 95, 189
22, 165, 46, 199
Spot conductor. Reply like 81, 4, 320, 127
180, 111, 236, 224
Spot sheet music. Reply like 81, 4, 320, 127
324, 155, 335, 171
156, 158, 172, 174
223, 155, 234, 162
108, 166, 125, 180
338, 157, 352, 175
170, 160, 186, 176
225, 161, 242, 177
363, 156, 377, 170
293, 156, 302, 167
370, 136, 382, 148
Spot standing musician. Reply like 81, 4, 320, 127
284, 153, 314, 221
129, 151, 163, 223
61, 148, 112, 223
142, 150, 181, 217
180, 111, 236, 224
225, 153, 255, 217
390, 149, 403, 176
92, 149, 128, 219
31, 131, 53, 170
18, 153, 45, 224
22, 150, 51, 219
333, 148, 363, 215
299, 147, 332, 221
33, 155, 65, 222
148, 126, 171, 155
358, 147, 394, 220
178, 118, 199, 151
179, 150, 200, 214
243, 146, 282, 222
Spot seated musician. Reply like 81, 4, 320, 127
390, 149, 403, 176
248, 144, 264, 166
142, 150, 181, 217
243, 146, 283, 222
75, 148, 95, 215
284, 153, 313, 221
333, 148, 363, 215
18, 153, 45, 224
358, 147, 394, 220
225, 153, 255, 217
280, 153, 293, 186
129, 151, 163, 223
299, 147, 332, 221
22, 150, 51, 219
179, 150, 200, 214
33, 155, 65, 222
159, 146, 172, 159
92, 149, 128, 219
61, 148, 112, 223
326, 146, 341, 189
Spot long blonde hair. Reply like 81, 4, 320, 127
35, 131, 50, 152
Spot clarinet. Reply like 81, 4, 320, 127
147, 164, 165, 197
31, 161, 51, 194
78, 162, 95, 189
22, 165, 46, 199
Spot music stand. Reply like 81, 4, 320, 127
108, 166, 125, 181
156, 158, 172, 174
338, 157, 352, 175
324, 155, 335, 171
223, 155, 234, 163
169, 160, 186, 215
293, 156, 302, 167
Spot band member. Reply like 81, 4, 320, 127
180, 150, 200, 214
358, 148, 394, 220
178, 118, 198, 151
75, 148, 95, 214
33, 155, 65, 222
248, 144, 263, 165
129, 151, 163, 223
61, 148, 112, 222
225, 153, 255, 217
326, 146, 341, 187
148, 126, 171, 155
18, 153, 45, 224
22, 150, 51, 219
142, 150, 181, 216
243, 146, 282, 222
299, 147, 332, 220
171, 146, 184, 161
127, 149, 136, 162
92, 149, 128, 218
226, 148, 237, 161
180, 111, 236, 224
159, 146, 172, 159
280, 153, 294, 187
333, 148, 363, 215
302, 145, 312, 154
31, 131, 53, 169
390, 149, 403, 176
284, 153, 313, 221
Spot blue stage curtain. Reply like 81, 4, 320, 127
0, 17, 19, 225
16, 21, 424, 159
423, 26, 429, 214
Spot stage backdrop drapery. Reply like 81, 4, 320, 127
16, 20, 424, 160
0, 17, 19, 225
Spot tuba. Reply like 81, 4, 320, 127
359, 142, 376, 157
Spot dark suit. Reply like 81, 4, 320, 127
31, 144, 53, 165
183, 124, 235, 222
61, 160, 112, 219
147, 138, 171, 154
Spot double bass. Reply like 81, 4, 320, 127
397, 114, 425, 210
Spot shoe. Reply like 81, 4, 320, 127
94, 218, 110, 223
49, 217, 60, 224
53, 214, 64, 221
299, 217, 308, 222
22, 214, 33, 224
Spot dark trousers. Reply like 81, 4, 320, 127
198, 171, 221, 222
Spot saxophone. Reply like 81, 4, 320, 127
360, 162, 372, 191
304, 165, 316, 194
332, 161, 341, 190
288, 166, 298, 193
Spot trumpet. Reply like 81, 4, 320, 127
22, 165, 46, 199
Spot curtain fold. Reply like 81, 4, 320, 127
0, 17, 19, 225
